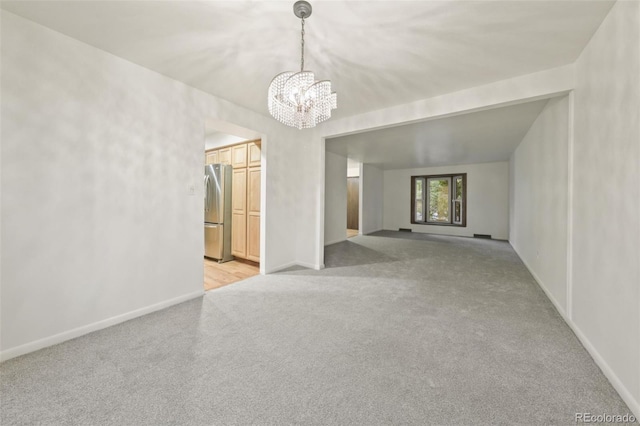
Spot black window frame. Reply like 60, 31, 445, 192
411, 173, 467, 227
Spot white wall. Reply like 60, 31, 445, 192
347, 162, 360, 178
509, 96, 569, 312
324, 151, 347, 246
570, 0, 639, 414
360, 164, 383, 235
294, 127, 325, 268
383, 162, 509, 239
323, 158, 382, 243
509, 1, 640, 416
0, 12, 310, 359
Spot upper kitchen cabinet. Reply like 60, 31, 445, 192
205, 150, 218, 165
248, 142, 261, 167
232, 144, 247, 168
218, 148, 232, 165
206, 140, 259, 167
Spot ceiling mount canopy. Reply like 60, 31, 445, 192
293, 0, 312, 19
268, 0, 337, 130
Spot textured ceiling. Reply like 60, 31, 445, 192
1, 1, 613, 120
326, 99, 549, 170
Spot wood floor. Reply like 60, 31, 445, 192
347, 229, 359, 238
204, 258, 259, 291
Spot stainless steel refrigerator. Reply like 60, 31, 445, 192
204, 164, 233, 262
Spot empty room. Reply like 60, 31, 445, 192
1, 1, 638, 425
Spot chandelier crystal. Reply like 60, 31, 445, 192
268, 1, 337, 129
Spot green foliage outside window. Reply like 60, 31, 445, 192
412, 173, 466, 227
429, 179, 449, 222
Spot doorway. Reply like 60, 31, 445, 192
347, 159, 360, 238
203, 120, 262, 291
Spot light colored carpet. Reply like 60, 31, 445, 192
1, 231, 635, 425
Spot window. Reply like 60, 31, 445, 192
411, 173, 466, 226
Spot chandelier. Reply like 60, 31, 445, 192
268, 1, 337, 129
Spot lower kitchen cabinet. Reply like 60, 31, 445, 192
246, 166, 261, 262
246, 214, 260, 262
231, 168, 247, 258
232, 212, 247, 257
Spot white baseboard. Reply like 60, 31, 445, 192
512, 244, 566, 317
296, 261, 322, 270
265, 261, 298, 274
568, 315, 640, 420
0, 290, 204, 362
266, 261, 323, 273
510, 242, 640, 420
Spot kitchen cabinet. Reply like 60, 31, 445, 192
246, 166, 261, 262
218, 148, 232, 165
248, 142, 261, 167
232, 144, 247, 168
231, 168, 247, 258
205, 150, 218, 165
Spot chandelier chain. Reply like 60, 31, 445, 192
300, 15, 305, 71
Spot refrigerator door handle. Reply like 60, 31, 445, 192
204, 175, 209, 212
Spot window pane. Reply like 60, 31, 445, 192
428, 178, 449, 222
415, 200, 423, 221
455, 176, 463, 200
416, 179, 423, 199
414, 178, 425, 222
453, 200, 461, 224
